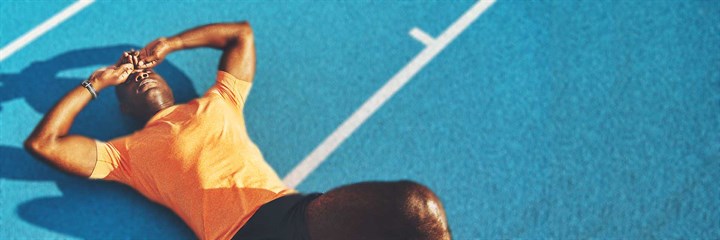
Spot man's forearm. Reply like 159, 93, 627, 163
25, 52, 132, 177
24, 84, 99, 176
27, 85, 97, 145
165, 22, 251, 52
137, 21, 255, 81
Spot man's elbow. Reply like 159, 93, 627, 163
24, 135, 51, 158
234, 21, 253, 41
24, 136, 40, 154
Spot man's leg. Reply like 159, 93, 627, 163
306, 180, 451, 240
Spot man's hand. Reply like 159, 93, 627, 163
89, 62, 134, 91
137, 37, 176, 69
134, 22, 254, 81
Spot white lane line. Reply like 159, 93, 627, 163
283, 0, 496, 188
409, 27, 435, 46
0, 0, 94, 62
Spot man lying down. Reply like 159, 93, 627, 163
25, 21, 451, 240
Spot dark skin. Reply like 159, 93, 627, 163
115, 68, 175, 122
307, 181, 452, 240
25, 22, 255, 176
25, 22, 450, 239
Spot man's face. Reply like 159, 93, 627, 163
115, 69, 175, 120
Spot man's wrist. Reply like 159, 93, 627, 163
80, 79, 99, 99
166, 36, 184, 51
89, 77, 109, 92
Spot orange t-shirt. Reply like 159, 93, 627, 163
91, 71, 295, 239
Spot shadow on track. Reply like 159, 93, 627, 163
0, 45, 198, 238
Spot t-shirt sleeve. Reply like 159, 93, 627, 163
206, 71, 252, 108
90, 138, 129, 182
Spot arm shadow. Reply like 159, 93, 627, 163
0, 45, 199, 238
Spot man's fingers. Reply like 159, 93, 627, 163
122, 63, 134, 70
117, 52, 134, 66
139, 60, 152, 68
148, 61, 158, 68
137, 58, 158, 69
112, 64, 133, 74
123, 50, 139, 66
122, 51, 136, 65
115, 63, 134, 81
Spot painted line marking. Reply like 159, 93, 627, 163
283, 0, 496, 188
409, 27, 435, 46
0, 0, 94, 62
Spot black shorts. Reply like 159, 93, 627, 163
232, 193, 322, 240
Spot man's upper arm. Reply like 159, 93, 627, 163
25, 134, 128, 180
218, 22, 255, 83
25, 135, 97, 178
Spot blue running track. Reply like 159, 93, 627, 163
1, 0, 718, 238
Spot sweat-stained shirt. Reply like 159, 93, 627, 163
90, 71, 295, 240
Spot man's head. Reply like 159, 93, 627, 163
115, 69, 174, 121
